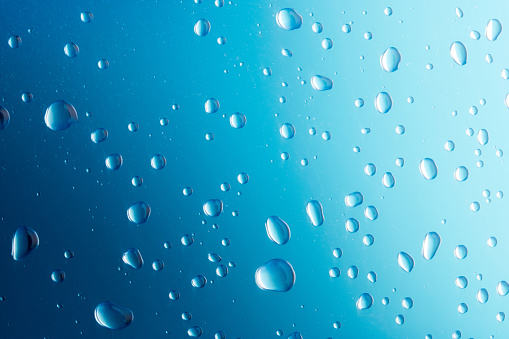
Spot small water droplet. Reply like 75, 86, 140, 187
345, 192, 363, 207
477, 288, 489, 303
497, 281, 509, 296
477, 129, 489, 145
127, 202, 151, 224
280, 123, 295, 139
230, 112, 246, 128
454, 166, 468, 182
382, 172, 395, 188
454, 245, 468, 259
64, 42, 79, 58
191, 275, 207, 288
205, 98, 220, 114
105, 154, 123, 170
51, 269, 66, 283
91, 128, 108, 143
203, 199, 223, 217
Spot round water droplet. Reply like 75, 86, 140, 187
94, 301, 133, 330
450, 41, 467, 65
497, 312, 505, 322
151, 154, 166, 170
355, 98, 365, 107
455, 276, 468, 289
444, 140, 455, 151
64, 42, 79, 58
98, 59, 109, 69
454, 245, 468, 259
347, 266, 359, 279
11, 226, 39, 261
363, 234, 374, 246
454, 166, 468, 182
356, 293, 374, 310
230, 113, 246, 128
380, 47, 401, 72
321, 38, 333, 50
191, 275, 207, 288
81, 12, 94, 23
255, 259, 295, 292
127, 201, 151, 224
452, 330, 461, 339
203, 199, 223, 217
312, 22, 323, 33
470, 30, 480, 40
0, 107, 10, 130
265, 216, 291, 245
375, 92, 393, 113
122, 248, 143, 269
422, 232, 441, 260
395, 315, 404, 325
51, 269, 66, 283
105, 154, 123, 170
216, 265, 228, 277
205, 98, 219, 114
345, 218, 360, 233
64, 250, 74, 259
395, 125, 405, 134
397, 252, 414, 272
183, 187, 193, 196
194, 19, 211, 36
382, 297, 389, 305
457, 303, 468, 314
419, 158, 438, 180
152, 260, 164, 271
329, 267, 340, 278
306, 200, 324, 226
477, 288, 489, 303
364, 163, 376, 176
128, 122, 139, 132
44, 100, 78, 131
21, 92, 33, 103
91, 128, 108, 143
384, 7, 393, 16
402, 297, 413, 309
332, 248, 342, 258
345, 192, 363, 207
382, 172, 395, 188
181, 234, 194, 246
132, 176, 143, 187
310, 75, 333, 91
497, 281, 509, 296
477, 129, 488, 145
188, 326, 203, 337
342, 24, 351, 33
486, 19, 502, 41
276, 8, 303, 31
8, 36, 21, 48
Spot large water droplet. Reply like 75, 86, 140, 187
486, 19, 502, 41
191, 275, 207, 288
105, 154, 123, 170
0, 107, 10, 130
280, 123, 295, 139
345, 192, 363, 207
375, 92, 392, 113
306, 200, 324, 226
150, 154, 166, 170
94, 301, 133, 330
64, 42, 79, 58
276, 8, 303, 31
380, 47, 401, 72
477, 129, 488, 145
203, 199, 223, 217
356, 293, 374, 310
419, 158, 438, 180
450, 41, 467, 65
454, 166, 468, 182
497, 281, 509, 296
477, 288, 489, 303
11, 226, 39, 261
122, 248, 144, 269
44, 100, 78, 131
205, 98, 219, 114
8, 35, 21, 48
397, 252, 414, 272
265, 216, 291, 245
188, 326, 203, 337
194, 19, 211, 36
422, 232, 441, 260
127, 202, 151, 224
91, 128, 108, 143
255, 259, 295, 292
230, 112, 246, 128
81, 12, 93, 23
310, 75, 333, 91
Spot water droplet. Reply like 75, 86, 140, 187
355, 98, 365, 107
91, 128, 108, 143
105, 154, 123, 170
422, 232, 441, 260
281, 48, 293, 57
444, 140, 455, 151
486, 19, 502, 41
8, 36, 21, 48
470, 201, 480, 212
44, 100, 78, 131
364, 163, 376, 176
477, 129, 488, 145
380, 47, 401, 72
132, 176, 143, 187
150, 154, 166, 170
470, 30, 480, 40
455, 276, 468, 289
419, 158, 438, 180
203, 199, 223, 217
457, 303, 468, 314
312, 22, 323, 33
332, 248, 342, 258
363, 234, 375, 246
450, 41, 467, 65
280, 123, 295, 139
191, 275, 207, 288
345, 192, 363, 207
94, 301, 133, 330
194, 19, 211, 36
454, 166, 468, 182
367, 271, 377, 282
345, 218, 360, 233
230, 113, 246, 128
310, 75, 333, 91
384, 7, 393, 16
454, 245, 468, 259
477, 288, 489, 303
81, 12, 93, 23
306, 200, 324, 226
276, 8, 303, 31
122, 248, 143, 269
395, 125, 405, 134
265, 216, 291, 245
356, 293, 374, 310
255, 259, 295, 292
382, 172, 395, 188
456, 7, 463, 18
0, 107, 10, 130
98, 59, 109, 69
128, 122, 139, 132
216, 265, 228, 277
51, 269, 66, 283
348, 266, 359, 279
64, 250, 74, 259
342, 24, 351, 33
402, 297, 413, 309
375, 92, 393, 113
395, 315, 405, 325
188, 326, 203, 337
127, 202, 151, 224
329, 267, 340, 278
364, 32, 373, 40
181, 235, 194, 246
205, 98, 219, 114
497, 281, 509, 296
64, 42, 79, 58
497, 312, 505, 322
11, 226, 39, 261
452, 330, 461, 339
21, 92, 33, 103
321, 38, 333, 50
397, 252, 414, 272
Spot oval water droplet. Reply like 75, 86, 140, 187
497, 312, 505, 322
203, 199, 223, 217
8, 35, 21, 48
306, 200, 324, 226
276, 8, 303, 31
122, 248, 144, 269
486, 19, 502, 41
194, 19, 211, 36
265, 216, 291, 245
380, 47, 401, 72
477, 129, 488, 145
280, 123, 295, 139
205, 98, 219, 114
188, 326, 203, 337
422, 232, 441, 260
127, 201, 151, 224
454, 166, 468, 182
364, 206, 378, 221
364, 163, 376, 176
497, 281, 509, 296
450, 41, 467, 65
397, 252, 414, 272
345, 192, 363, 207
11, 226, 39, 261
44, 100, 78, 131
375, 92, 393, 113
382, 172, 395, 188
191, 275, 207, 288
477, 288, 489, 303
310, 75, 333, 91
255, 259, 295, 292
91, 128, 108, 143
419, 158, 438, 180
347, 266, 359, 279
0, 107, 10, 130
356, 293, 374, 310
94, 301, 133, 330
345, 218, 360, 233
64, 42, 79, 58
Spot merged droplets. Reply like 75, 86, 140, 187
94, 301, 133, 330
230, 113, 246, 128
255, 259, 295, 292
127, 202, 151, 224
374, 92, 393, 114
454, 166, 468, 182
380, 47, 401, 72
11, 226, 39, 261
203, 199, 223, 217
265, 216, 291, 245
280, 123, 295, 139
345, 192, 363, 207
419, 158, 438, 180
64, 42, 79, 58
477, 288, 489, 303
356, 293, 373, 310
194, 19, 211, 36
422, 232, 441, 260
450, 41, 467, 66
310, 75, 333, 91
0, 107, 10, 130
44, 100, 78, 131
306, 200, 324, 226
397, 252, 414, 272
122, 248, 144, 269
276, 8, 303, 31
486, 19, 502, 41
